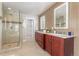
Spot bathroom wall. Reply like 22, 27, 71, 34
39, 2, 63, 30
38, 2, 79, 55
69, 2, 79, 55
0, 2, 2, 50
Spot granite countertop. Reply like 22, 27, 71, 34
36, 31, 74, 39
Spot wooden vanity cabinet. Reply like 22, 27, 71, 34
63, 38, 74, 56
45, 34, 52, 55
45, 34, 64, 56
52, 36, 74, 56
52, 36, 64, 56
35, 32, 45, 49
35, 32, 74, 56
45, 34, 74, 56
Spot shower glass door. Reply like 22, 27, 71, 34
2, 21, 21, 49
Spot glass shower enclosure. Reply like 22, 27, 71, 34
1, 10, 22, 50
2, 21, 22, 49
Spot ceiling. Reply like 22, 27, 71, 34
3, 2, 55, 16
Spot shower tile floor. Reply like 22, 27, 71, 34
2, 42, 18, 49
0, 40, 50, 56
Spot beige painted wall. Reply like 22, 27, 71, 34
69, 2, 79, 55
39, 2, 63, 30
44, 9, 53, 29
39, 2, 79, 55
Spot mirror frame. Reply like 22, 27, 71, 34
54, 3, 68, 29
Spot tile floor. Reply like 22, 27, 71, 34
0, 40, 50, 56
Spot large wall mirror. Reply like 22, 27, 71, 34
54, 3, 68, 29
40, 16, 45, 30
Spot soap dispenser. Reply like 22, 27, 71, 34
68, 32, 72, 36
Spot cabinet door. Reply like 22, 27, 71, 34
36, 33, 44, 49
53, 37, 64, 56
64, 38, 74, 56
45, 34, 52, 55
51, 36, 54, 56
39, 33, 43, 43
35, 32, 38, 42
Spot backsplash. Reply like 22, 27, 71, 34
55, 31, 67, 35
54, 30, 74, 35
